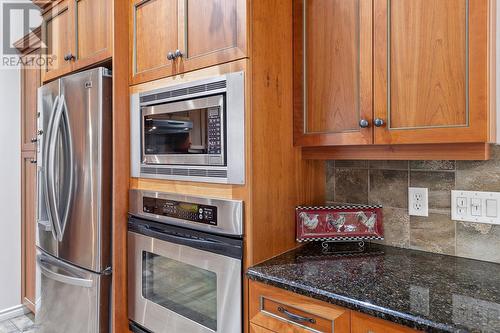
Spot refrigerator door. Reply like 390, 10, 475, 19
35, 250, 110, 333
37, 67, 112, 272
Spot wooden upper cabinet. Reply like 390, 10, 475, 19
42, 0, 73, 82
130, 0, 247, 84
75, 0, 112, 68
181, 0, 247, 72
374, 0, 491, 144
41, 0, 112, 82
131, 0, 179, 82
21, 50, 41, 151
294, 0, 373, 146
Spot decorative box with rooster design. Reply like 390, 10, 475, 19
296, 204, 384, 242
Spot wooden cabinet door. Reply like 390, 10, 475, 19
293, 0, 373, 147
130, 0, 179, 84
74, 0, 112, 69
21, 50, 41, 151
351, 312, 419, 333
21, 151, 37, 312
179, 0, 247, 73
250, 323, 275, 333
373, 0, 490, 144
41, 0, 74, 82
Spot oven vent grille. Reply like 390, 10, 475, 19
140, 80, 227, 104
141, 167, 228, 179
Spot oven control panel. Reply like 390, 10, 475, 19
143, 197, 218, 226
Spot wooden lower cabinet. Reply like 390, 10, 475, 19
21, 151, 37, 312
250, 323, 276, 333
351, 312, 418, 333
249, 280, 419, 333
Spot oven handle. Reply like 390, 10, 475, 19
136, 224, 241, 256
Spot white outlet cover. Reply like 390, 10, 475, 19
409, 187, 429, 217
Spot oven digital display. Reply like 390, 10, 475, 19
143, 197, 217, 226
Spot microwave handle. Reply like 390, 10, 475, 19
136, 224, 238, 255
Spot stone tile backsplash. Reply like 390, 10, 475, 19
325, 145, 500, 263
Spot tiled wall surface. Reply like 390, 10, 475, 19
325, 145, 500, 263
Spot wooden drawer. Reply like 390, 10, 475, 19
351, 312, 420, 333
249, 280, 350, 333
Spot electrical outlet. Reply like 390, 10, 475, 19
409, 187, 429, 217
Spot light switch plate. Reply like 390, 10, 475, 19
451, 190, 500, 225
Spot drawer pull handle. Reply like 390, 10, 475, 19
277, 306, 316, 324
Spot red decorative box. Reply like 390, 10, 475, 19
296, 204, 383, 242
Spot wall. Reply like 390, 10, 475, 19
325, 145, 500, 264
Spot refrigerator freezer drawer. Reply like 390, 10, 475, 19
35, 250, 110, 333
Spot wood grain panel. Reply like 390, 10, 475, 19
374, 0, 491, 144
76, 0, 112, 63
351, 312, 420, 333
186, 0, 238, 58
250, 323, 275, 333
249, 281, 350, 333
133, 0, 178, 75
111, 0, 130, 331
42, 0, 73, 82
302, 143, 491, 161
390, 0, 467, 128
294, 0, 373, 146
20, 50, 40, 151
21, 151, 37, 312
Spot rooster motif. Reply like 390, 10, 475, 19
300, 212, 319, 230
327, 213, 346, 232
356, 211, 377, 232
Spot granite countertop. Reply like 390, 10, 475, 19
246, 242, 500, 333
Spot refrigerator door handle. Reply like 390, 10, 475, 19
58, 95, 74, 239
37, 255, 93, 288
42, 95, 60, 242
47, 94, 75, 242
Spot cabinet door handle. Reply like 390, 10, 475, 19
374, 118, 385, 127
359, 119, 370, 128
277, 306, 316, 324
30, 159, 37, 164
31, 137, 38, 143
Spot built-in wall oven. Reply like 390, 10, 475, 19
130, 72, 245, 184
128, 189, 243, 333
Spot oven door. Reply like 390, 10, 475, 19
128, 221, 242, 333
141, 95, 225, 166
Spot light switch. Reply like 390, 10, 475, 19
457, 197, 467, 207
486, 199, 498, 217
471, 198, 482, 216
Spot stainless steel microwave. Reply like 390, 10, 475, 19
130, 72, 245, 184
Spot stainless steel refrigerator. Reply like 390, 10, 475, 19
35, 67, 112, 333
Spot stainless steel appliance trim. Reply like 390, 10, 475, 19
141, 95, 225, 166
129, 189, 244, 236
128, 230, 242, 333
131, 72, 245, 185
37, 255, 93, 288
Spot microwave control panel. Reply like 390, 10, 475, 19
143, 197, 218, 226
207, 107, 222, 155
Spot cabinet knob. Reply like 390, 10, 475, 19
37, 129, 43, 136
174, 49, 183, 59
359, 119, 369, 128
374, 118, 385, 127
30, 137, 38, 143
64, 53, 75, 61
30, 159, 37, 164
167, 52, 175, 60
